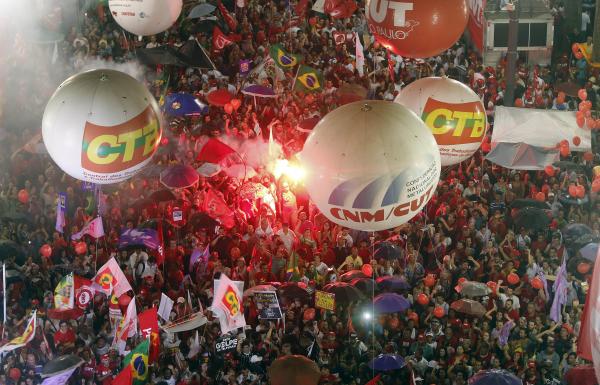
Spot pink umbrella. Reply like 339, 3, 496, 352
206, 89, 233, 107
160, 165, 199, 189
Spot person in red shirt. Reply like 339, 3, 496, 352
254, 263, 276, 285
95, 354, 113, 385
53, 321, 76, 353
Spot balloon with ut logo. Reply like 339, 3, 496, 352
300, 101, 441, 231
365, 0, 469, 58
42, 69, 162, 184
109, 0, 183, 36
395, 77, 487, 166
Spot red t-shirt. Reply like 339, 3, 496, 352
53, 329, 76, 346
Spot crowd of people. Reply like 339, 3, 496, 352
0, 1, 600, 385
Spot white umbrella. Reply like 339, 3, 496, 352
197, 163, 221, 177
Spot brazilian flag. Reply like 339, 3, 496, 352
294, 65, 324, 93
269, 44, 302, 69
123, 339, 150, 385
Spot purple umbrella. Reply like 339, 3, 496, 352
373, 293, 410, 314
376, 276, 410, 290
468, 369, 522, 385
242, 85, 277, 108
580, 243, 599, 262
368, 354, 405, 371
160, 165, 199, 189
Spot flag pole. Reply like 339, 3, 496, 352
290, 65, 300, 91
2, 263, 6, 340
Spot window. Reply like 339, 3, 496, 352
493, 22, 548, 48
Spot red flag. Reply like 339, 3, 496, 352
213, 26, 234, 52
156, 220, 165, 266
203, 189, 235, 229
387, 50, 395, 83
139, 308, 160, 363
365, 374, 381, 385
74, 275, 94, 310
467, 0, 486, 52
578, 277, 594, 361
333, 32, 346, 46
112, 365, 132, 385
217, 1, 238, 32
196, 138, 236, 163
294, 0, 309, 17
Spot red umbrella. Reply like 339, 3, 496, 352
207, 89, 233, 107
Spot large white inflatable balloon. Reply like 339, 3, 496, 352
395, 77, 487, 166
301, 101, 441, 232
109, 0, 183, 36
42, 69, 162, 184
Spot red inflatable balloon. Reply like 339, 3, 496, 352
303, 307, 316, 321
568, 184, 578, 197
407, 311, 419, 323
507, 272, 519, 285
457, 277, 466, 285
40, 244, 52, 258
593, 178, 600, 193
530, 277, 543, 290
224, 103, 234, 115
573, 136, 581, 146
433, 306, 445, 318
578, 89, 588, 101
17, 189, 29, 204
416, 293, 429, 305
365, 0, 468, 58
535, 192, 545, 202
544, 165, 554, 177
9, 368, 21, 381
230, 99, 241, 110
584, 151, 594, 162
514, 98, 524, 107
577, 262, 591, 274
75, 241, 87, 255
424, 274, 436, 287
361, 263, 373, 277
486, 281, 497, 292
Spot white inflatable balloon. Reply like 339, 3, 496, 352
109, 0, 183, 36
42, 69, 162, 184
394, 77, 487, 166
301, 101, 441, 232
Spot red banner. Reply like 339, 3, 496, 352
467, 0, 486, 52
203, 189, 236, 228
139, 308, 160, 363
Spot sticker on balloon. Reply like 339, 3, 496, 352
81, 106, 160, 182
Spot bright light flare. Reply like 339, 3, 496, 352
272, 159, 305, 182
362, 311, 372, 321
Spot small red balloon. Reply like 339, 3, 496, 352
303, 307, 316, 321
9, 368, 21, 381
433, 306, 445, 318
578, 89, 588, 101
361, 263, 373, 277
424, 274, 436, 287
407, 311, 419, 323
530, 277, 543, 290
507, 272, 520, 285
17, 189, 29, 204
160, 137, 169, 146
573, 136, 581, 146
514, 98, 524, 107
230, 98, 242, 110
40, 244, 52, 258
535, 192, 545, 202
584, 151, 594, 162
224, 103, 234, 115
568, 184, 578, 197
416, 293, 429, 306
486, 281, 497, 292
75, 241, 87, 255
458, 277, 467, 285
577, 262, 591, 274
544, 165, 555, 177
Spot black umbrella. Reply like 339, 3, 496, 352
149, 189, 177, 202
564, 223, 593, 241
374, 242, 402, 260
350, 278, 377, 294
137, 46, 185, 66
42, 355, 84, 378
510, 199, 550, 210
323, 282, 365, 303
514, 207, 550, 231
277, 283, 310, 302
0, 240, 25, 261
177, 40, 217, 69
553, 161, 585, 171
189, 19, 218, 34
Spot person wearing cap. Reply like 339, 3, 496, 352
95, 354, 113, 385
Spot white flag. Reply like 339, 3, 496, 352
113, 299, 137, 355
355, 32, 365, 77
211, 274, 246, 334
158, 293, 174, 322
71, 217, 105, 240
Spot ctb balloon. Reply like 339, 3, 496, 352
395, 77, 486, 166
109, 0, 183, 36
301, 101, 441, 232
42, 69, 162, 184
365, 0, 468, 58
